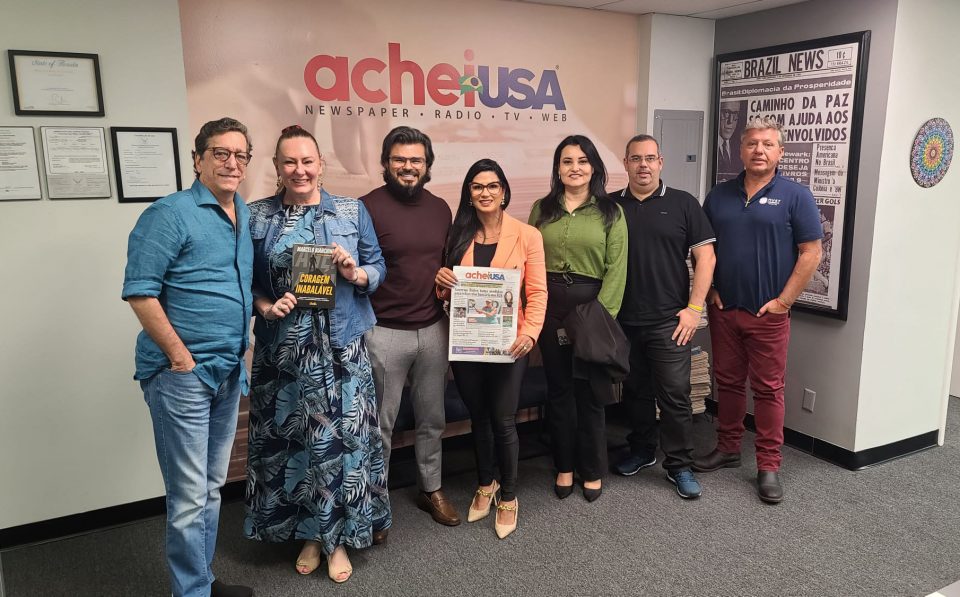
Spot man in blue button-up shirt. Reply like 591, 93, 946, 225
123, 118, 254, 597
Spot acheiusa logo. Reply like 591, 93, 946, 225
304, 43, 565, 110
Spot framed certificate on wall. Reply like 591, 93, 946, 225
0, 127, 42, 200
8, 50, 105, 117
110, 127, 182, 202
40, 127, 111, 199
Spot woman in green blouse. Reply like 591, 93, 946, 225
529, 135, 627, 502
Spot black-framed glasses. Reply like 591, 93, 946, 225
389, 156, 426, 167
469, 182, 503, 195
206, 147, 251, 165
626, 155, 660, 164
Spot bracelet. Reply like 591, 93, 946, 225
776, 296, 792, 310
686, 303, 704, 313
348, 269, 360, 283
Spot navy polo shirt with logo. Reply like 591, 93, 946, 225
703, 170, 823, 314
613, 181, 715, 326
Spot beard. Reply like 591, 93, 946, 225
383, 168, 431, 202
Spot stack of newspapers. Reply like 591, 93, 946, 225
690, 346, 710, 415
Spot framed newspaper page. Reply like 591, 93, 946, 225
448, 266, 522, 363
712, 31, 870, 320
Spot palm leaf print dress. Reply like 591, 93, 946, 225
244, 204, 391, 554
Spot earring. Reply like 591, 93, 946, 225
501, 199, 506, 207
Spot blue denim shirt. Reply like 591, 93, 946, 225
122, 179, 254, 392
249, 190, 385, 348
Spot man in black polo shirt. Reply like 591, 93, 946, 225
612, 134, 716, 499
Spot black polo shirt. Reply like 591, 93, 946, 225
613, 181, 715, 326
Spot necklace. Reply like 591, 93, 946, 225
476, 229, 501, 243
563, 192, 588, 212
476, 213, 503, 244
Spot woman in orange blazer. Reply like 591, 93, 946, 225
436, 158, 547, 539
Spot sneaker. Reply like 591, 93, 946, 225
614, 452, 657, 476
666, 468, 702, 499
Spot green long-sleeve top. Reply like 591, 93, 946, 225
528, 197, 628, 317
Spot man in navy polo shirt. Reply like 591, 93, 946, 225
611, 134, 716, 499
123, 118, 254, 597
694, 117, 823, 504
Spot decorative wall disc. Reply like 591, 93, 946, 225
910, 117, 953, 188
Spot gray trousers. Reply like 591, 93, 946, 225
366, 318, 449, 492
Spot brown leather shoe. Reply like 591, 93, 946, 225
372, 529, 388, 545
416, 489, 462, 526
692, 448, 741, 472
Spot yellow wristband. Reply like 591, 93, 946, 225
686, 303, 704, 313
776, 296, 792, 310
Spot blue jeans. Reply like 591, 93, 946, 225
141, 366, 241, 597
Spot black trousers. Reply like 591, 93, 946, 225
451, 357, 528, 501
621, 319, 694, 470
540, 276, 607, 481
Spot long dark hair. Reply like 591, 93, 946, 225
444, 159, 512, 268
533, 135, 619, 229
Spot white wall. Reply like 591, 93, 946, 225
635, 15, 654, 134
952, 312, 960, 397
0, 0, 191, 528
645, 14, 715, 199
855, 0, 960, 450
715, 0, 900, 451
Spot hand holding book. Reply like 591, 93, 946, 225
260, 292, 298, 321
331, 242, 367, 287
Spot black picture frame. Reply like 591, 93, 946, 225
8, 50, 105, 117
110, 127, 182, 203
711, 31, 871, 320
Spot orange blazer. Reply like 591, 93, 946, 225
458, 212, 548, 344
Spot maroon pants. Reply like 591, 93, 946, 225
708, 306, 791, 471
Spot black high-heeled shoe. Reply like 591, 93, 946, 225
554, 483, 574, 499
582, 484, 602, 502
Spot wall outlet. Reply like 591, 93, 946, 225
802, 388, 816, 412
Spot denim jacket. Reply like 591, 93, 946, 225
249, 189, 385, 348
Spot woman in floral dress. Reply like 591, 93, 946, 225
244, 125, 389, 583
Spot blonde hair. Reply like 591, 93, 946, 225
741, 116, 784, 146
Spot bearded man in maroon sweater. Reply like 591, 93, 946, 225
360, 126, 458, 536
